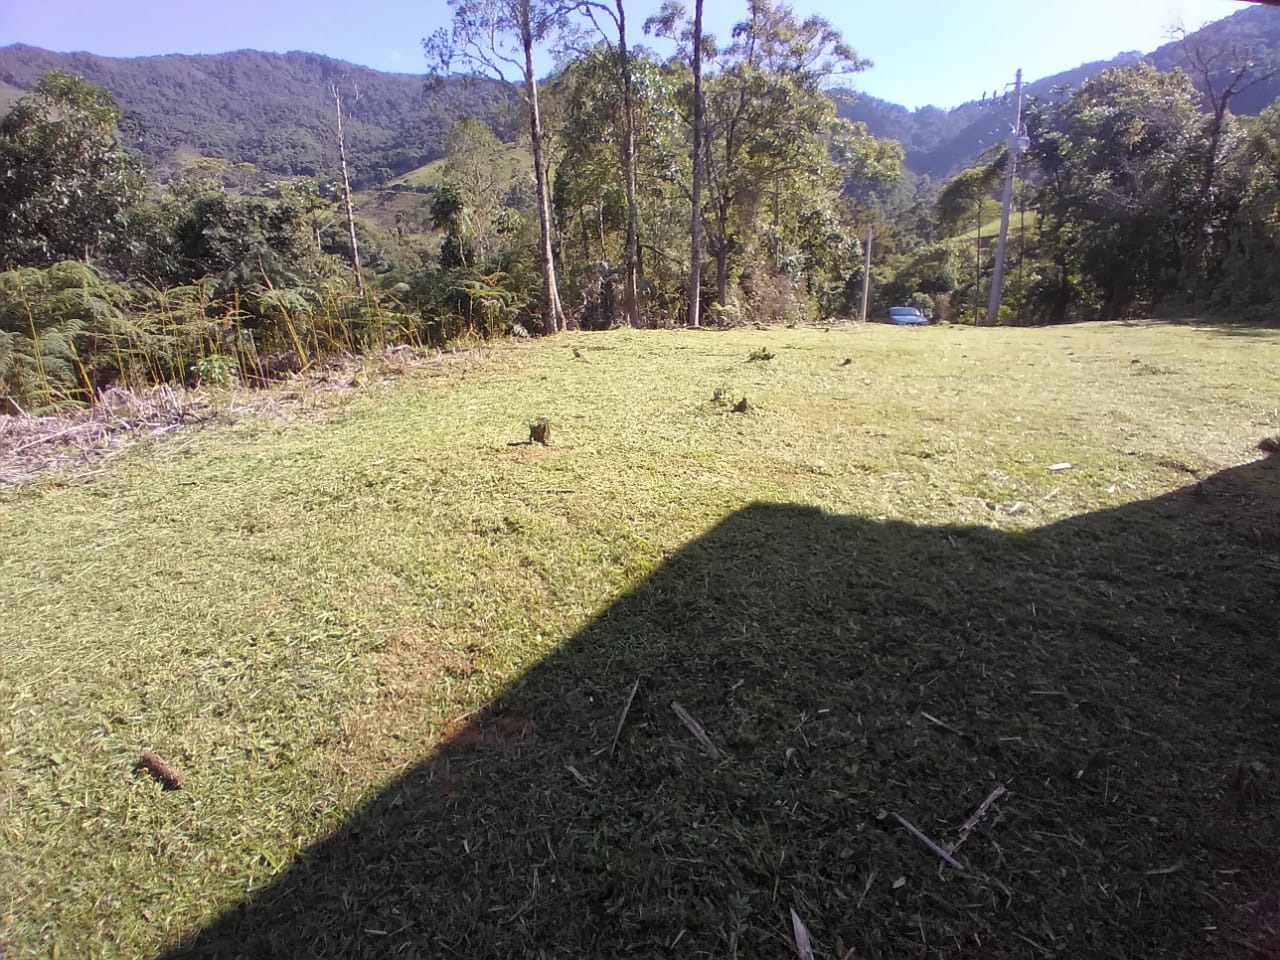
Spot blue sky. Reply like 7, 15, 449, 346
1, 0, 1248, 108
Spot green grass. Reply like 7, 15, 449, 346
387, 155, 446, 190
3, 322, 1279, 958
956, 208, 1039, 243
386, 142, 533, 190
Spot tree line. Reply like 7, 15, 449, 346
882, 30, 1280, 323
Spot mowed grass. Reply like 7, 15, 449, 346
2, 322, 1279, 959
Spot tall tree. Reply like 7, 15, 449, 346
428, 0, 570, 333
698, 0, 868, 308
0, 72, 145, 270
576, 0, 643, 327
688, 0, 705, 328
330, 81, 366, 299
644, 0, 709, 326
1027, 64, 1201, 318
442, 118, 521, 264
1175, 24, 1278, 285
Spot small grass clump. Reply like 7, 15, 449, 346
2, 321, 1279, 958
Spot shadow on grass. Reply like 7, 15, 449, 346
1139, 316, 1280, 339
163, 454, 1280, 959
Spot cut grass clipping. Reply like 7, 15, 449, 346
3, 322, 1280, 958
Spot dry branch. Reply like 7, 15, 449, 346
948, 784, 1007, 853
671, 701, 720, 759
604, 676, 641, 758
9, 423, 96, 455
920, 711, 969, 739
885, 812, 965, 871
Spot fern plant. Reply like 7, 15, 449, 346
0, 261, 129, 409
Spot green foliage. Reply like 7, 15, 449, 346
441, 119, 523, 265
0, 261, 130, 408
192, 353, 238, 387
6, 10, 1280, 376
1208, 102, 1280, 308
0, 71, 145, 270
935, 160, 1003, 238
1024, 64, 1204, 319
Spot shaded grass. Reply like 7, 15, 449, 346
2, 322, 1279, 957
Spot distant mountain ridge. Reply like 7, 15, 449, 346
842, 4, 1280, 177
0, 44, 517, 187
2, 5, 1279, 185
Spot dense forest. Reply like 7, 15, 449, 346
2, 0, 1280, 411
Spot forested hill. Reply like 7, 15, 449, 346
0, 45, 517, 186
839, 53, 1145, 177
841, 3, 1280, 177
3, 4, 1279, 184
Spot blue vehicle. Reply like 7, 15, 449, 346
884, 306, 929, 326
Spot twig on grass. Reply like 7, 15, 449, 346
920, 711, 970, 740
948, 784, 1007, 854
598, 676, 641, 758
10, 423, 96, 455
856, 868, 878, 909
671, 701, 721, 759
883, 812, 966, 871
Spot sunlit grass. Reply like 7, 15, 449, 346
2, 321, 1278, 957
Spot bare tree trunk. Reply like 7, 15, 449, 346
712, 198, 731, 309
688, 0, 705, 328
521, 10, 566, 334
617, 0, 642, 328
331, 83, 365, 300
1185, 102, 1229, 284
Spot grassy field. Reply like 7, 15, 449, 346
385, 142, 533, 190
2, 322, 1279, 958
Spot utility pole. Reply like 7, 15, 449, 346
859, 225, 873, 322
984, 68, 1024, 326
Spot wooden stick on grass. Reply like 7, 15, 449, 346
920, 711, 970, 739
948, 784, 1007, 854
603, 676, 641, 758
887, 812, 965, 871
671, 701, 721, 759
